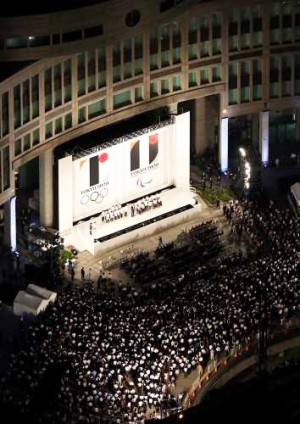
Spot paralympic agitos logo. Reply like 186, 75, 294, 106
137, 176, 153, 188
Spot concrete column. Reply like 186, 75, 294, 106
259, 111, 269, 164
219, 117, 228, 172
296, 108, 300, 141
39, 149, 53, 227
4, 197, 16, 251
252, 113, 259, 151
194, 97, 217, 155
168, 102, 178, 114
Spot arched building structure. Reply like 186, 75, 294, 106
0, 0, 299, 246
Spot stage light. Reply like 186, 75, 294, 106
239, 147, 246, 157
178, 413, 184, 419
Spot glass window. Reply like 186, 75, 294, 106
84, 25, 103, 39
54, 63, 62, 107
113, 41, 121, 83
269, 57, 279, 83
188, 71, 197, 87
98, 45, 106, 88
123, 40, 132, 78
200, 41, 209, 57
123, 39, 132, 63
124, 62, 132, 79
0, 150, 2, 193
62, 30, 82, 43
150, 28, 159, 71
64, 59, 72, 103
15, 138, 22, 156
134, 34, 143, 75
212, 39, 221, 55
88, 50, 96, 92
241, 61, 250, 87
270, 82, 279, 98
52, 34, 60, 45
113, 90, 131, 109
29, 35, 50, 47
134, 34, 143, 59
229, 36, 239, 52
5, 37, 27, 49
161, 51, 170, 68
2, 146, 10, 191
252, 63, 262, 80
200, 69, 210, 84
23, 134, 31, 151
212, 12, 221, 55
200, 16, 209, 42
228, 89, 238, 105
150, 82, 158, 97
44, 68, 52, 112
2, 93, 9, 136
78, 107, 86, 124
135, 87, 143, 102
31, 75, 39, 119
161, 79, 169, 94
45, 122, 53, 139
229, 63, 237, 89
241, 87, 250, 103
173, 75, 181, 91
14, 85, 21, 129
22, 80, 30, 124
88, 100, 106, 118
32, 128, 39, 146
241, 33, 250, 49
172, 23, 181, 64
295, 10, 300, 42
77, 53, 86, 96
64, 113, 72, 130
252, 6, 262, 47
161, 25, 170, 52
212, 66, 222, 82
253, 84, 262, 101
55, 118, 62, 134
188, 18, 198, 60
295, 54, 300, 95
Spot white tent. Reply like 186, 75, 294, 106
26, 284, 57, 303
290, 182, 300, 208
13, 290, 49, 316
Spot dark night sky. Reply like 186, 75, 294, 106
0, 0, 109, 17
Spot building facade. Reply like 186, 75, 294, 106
0, 0, 299, 244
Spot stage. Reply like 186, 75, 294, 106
60, 187, 205, 256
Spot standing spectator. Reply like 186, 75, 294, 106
81, 267, 85, 280
71, 267, 75, 282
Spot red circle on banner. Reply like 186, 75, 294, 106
99, 152, 108, 163
149, 135, 158, 145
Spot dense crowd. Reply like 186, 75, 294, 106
0, 200, 299, 424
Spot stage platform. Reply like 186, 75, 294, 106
61, 187, 205, 256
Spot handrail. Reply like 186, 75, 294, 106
180, 317, 300, 411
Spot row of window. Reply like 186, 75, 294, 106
228, 54, 300, 105
14, 86, 145, 156
0, 145, 10, 194
1, 2, 300, 54
7, 52, 300, 137
1, 25, 103, 50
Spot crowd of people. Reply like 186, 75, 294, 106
0, 197, 300, 423
98, 194, 163, 226
130, 194, 162, 217
101, 204, 128, 224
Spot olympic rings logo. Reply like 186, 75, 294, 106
80, 187, 109, 205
